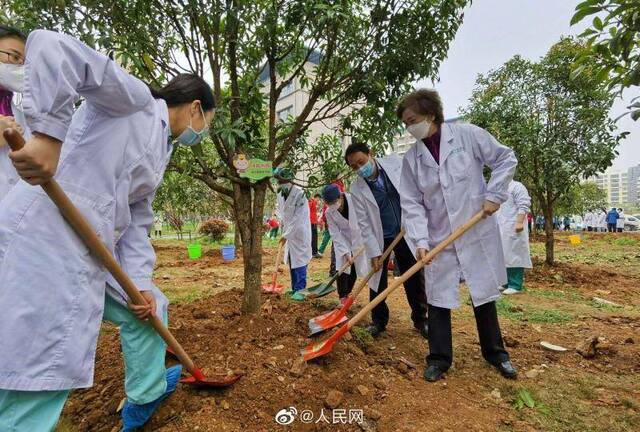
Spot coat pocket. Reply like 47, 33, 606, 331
447, 150, 471, 183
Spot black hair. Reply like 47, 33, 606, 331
150, 74, 215, 111
344, 141, 370, 164
314, 193, 321, 198
0, 24, 26, 42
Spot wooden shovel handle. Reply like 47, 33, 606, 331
350, 228, 406, 299
3, 129, 198, 374
347, 211, 485, 329
273, 239, 285, 276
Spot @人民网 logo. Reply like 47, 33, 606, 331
275, 406, 298, 425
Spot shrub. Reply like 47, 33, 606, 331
199, 218, 230, 242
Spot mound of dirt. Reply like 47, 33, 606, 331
63, 290, 431, 431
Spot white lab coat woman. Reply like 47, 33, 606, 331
397, 88, 517, 382
497, 181, 532, 295
276, 181, 312, 290
497, 181, 533, 269
325, 192, 371, 285
0, 30, 215, 431
617, 210, 625, 232
401, 122, 516, 309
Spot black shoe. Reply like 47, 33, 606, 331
493, 360, 517, 379
423, 365, 445, 382
414, 321, 429, 340
365, 324, 385, 338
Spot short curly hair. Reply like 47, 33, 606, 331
396, 89, 444, 125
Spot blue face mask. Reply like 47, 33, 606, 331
357, 159, 375, 179
176, 105, 209, 146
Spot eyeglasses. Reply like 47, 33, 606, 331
0, 49, 24, 65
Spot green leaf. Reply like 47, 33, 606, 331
142, 53, 155, 73
571, 6, 602, 25
593, 16, 603, 31
518, 389, 536, 408
570, 65, 586, 80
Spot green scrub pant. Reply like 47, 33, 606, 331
318, 229, 331, 254
0, 294, 168, 431
503, 267, 525, 291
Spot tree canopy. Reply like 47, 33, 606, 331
463, 38, 625, 264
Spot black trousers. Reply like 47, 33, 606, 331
607, 223, 616, 232
369, 237, 428, 329
337, 264, 357, 298
311, 224, 318, 255
329, 243, 336, 276
427, 301, 509, 371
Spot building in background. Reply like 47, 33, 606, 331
586, 165, 640, 206
258, 51, 355, 157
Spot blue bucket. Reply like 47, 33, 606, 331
221, 245, 236, 262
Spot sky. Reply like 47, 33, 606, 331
415, 0, 639, 171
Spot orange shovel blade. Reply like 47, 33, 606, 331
262, 283, 284, 293
301, 324, 349, 361
308, 297, 354, 335
165, 351, 243, 388
180, 367, 243, 388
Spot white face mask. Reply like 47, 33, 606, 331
329, 200, 341, 211
406, 119, 431, 141
0, 63, 25, 93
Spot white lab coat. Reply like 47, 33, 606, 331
497, 181, 532, 269
598, 211, 607, 231
400, 122, 516, 309
0, 96, 32, 201
0, 30, 171, 391
350, 154, 417, 292
617, 211, 625, 229
585, 212, 594, 228
325, 193, 371, 287
277, 185, 312, 269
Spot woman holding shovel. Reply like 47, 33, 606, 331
0, 30, 215, 431
397, 89, 518, 382
322, 184, 371, 305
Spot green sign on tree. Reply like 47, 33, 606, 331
236, 157, 273, 182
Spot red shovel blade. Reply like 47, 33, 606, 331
301, 324, 350, 361
262, 272, 284, 293
308, 297, 354, 336
166, 348, 242, 388
262, 283, 284, 293
180, 367, 243, 388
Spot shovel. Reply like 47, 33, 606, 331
307, 229, 405, 336
291, 247, 365, 301
262, 239, 285, 293
4, 129, 241, 388
301, 210, 485, 361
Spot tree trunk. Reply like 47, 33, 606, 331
542, 204, 555, 265
234, 228, 241, 249
232, 182, 268, 314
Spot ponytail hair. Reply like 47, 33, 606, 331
150, 73, 215, 111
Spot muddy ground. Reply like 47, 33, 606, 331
57, 233, 640, 432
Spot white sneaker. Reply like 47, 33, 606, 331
503, 288, 522, 295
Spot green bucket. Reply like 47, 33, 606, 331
187, 243, 202, 260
